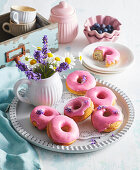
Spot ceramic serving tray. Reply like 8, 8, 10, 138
82, 42, 134, 74
9, 79, 134, 153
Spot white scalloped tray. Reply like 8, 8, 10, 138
9, 79, 134, 153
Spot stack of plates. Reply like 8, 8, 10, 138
82, 42, 134, 74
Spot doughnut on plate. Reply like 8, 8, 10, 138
9, 78, 134, 153
82, 42, 134, 74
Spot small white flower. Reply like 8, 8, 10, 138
53, 55, 65, 67
78, 52, 83, 64
64, 52, 75, 69
49, 65, 56, 71
45, 55, 55, 64
20, 53, 38, 69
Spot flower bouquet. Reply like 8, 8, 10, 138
17, 35, 82, 80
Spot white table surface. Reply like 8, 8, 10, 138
1, 0, 140, 170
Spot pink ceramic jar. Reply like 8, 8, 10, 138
49, 1, 78, 44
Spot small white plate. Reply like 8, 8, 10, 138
83, 61, 121, 74
82, 42, 134, 73
9, 79, 134, 153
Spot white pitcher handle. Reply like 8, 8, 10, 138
14, 79, 31, 104
10, 11, 19, 24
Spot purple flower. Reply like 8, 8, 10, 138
114, 111, 118, 114
34, 50, 43, 63
42, 35, 48, 45
111, 134, 115, 137
84, 100, 88, 104
97, 105, 102, 110
56, 62, 69, 72
91, 138, 97, 144
102, 106, 107, 109
16, 61, 28, 71
65, 107, 72, 112
25, 70, 41, 80
80, 75, 87, 84
36, 109, 44, 115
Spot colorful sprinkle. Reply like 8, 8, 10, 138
111, 134, 115, 137
36, 109, 44, 115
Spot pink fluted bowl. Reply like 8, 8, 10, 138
84, 15, 121, 43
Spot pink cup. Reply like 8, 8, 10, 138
49, 1, 78, 44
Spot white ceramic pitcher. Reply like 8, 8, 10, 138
14, 72, 63, 106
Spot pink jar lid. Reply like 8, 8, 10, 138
51, 1, 75, 17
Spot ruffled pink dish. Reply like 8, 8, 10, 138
84, 32, 119, 43
84, 15, 121, 43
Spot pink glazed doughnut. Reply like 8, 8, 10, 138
85, 86, 116, 108
30, 105, 60, 130
91, 106, 123, 132
93, 46, 120, 67
64, 96, 94, 122
47, 115, 79, 145
66, 70, 96, 95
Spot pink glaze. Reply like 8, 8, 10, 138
30, 105, 60, 130
64, 96, 91, 117
94, 46, 120, 64
66, 70, 96, 92
91, 106, 123, 132
85, 86, 116, 107
48, 115, 79, 144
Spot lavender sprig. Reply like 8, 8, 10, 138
42, 35, 48, 45
25, 70, 41, 80
16, 61, 28, 71
56, 62, 69, 72
33, 50, 43, 63
42, 46, 50, 58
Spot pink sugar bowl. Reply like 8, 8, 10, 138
49, 1, 78, 44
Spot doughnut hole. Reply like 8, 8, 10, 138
77, 76, 83, 84
44, 110, 53, 116
97, 92, 106, 99
61, 124, 71, 132
103, 111, 111, 117
73, 101, 82, 110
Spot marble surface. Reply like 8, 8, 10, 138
1, 0, 140, 170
